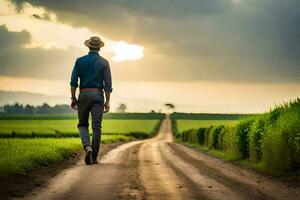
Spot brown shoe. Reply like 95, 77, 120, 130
84, 146, 93, 165
91, 159, 99, 165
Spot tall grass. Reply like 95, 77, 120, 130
235, 119, 254, 158
176, 98, 300, 175
262, 102, 300, 174
248, 115, 268, 161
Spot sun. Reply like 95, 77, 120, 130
111, 41, 144, 62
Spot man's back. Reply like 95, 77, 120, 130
70, 51, 112, 93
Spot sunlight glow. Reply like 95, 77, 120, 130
110, 41, 144, 62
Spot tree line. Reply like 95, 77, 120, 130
2, 103, 75, 114
1, 102, 175, 114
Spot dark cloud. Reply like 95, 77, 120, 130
32, 14, 42, 20
0, 25, 30, 46
12, 0, 230, 18
32, 13, 50, 20
0, 25, 83, 79
10, 0, 234, 40
6, 0, 300, 83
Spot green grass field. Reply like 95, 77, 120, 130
0, 135, 132, 176
177, 119, 238, 132
0, 116, 162, 176
0, 113, 165, 120
0, 119, 159, 137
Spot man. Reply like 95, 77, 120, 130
70, 36, 112, 165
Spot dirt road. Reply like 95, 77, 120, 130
20, 116, 300, 200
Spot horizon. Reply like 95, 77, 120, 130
0, 89, 298, 114
0, 0, 299, 113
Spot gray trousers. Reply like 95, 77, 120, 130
77, 92, 104, 160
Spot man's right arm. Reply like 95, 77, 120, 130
103, 60, 113, 112
103, 92, 111, 113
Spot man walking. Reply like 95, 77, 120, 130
70, 36, 112, 165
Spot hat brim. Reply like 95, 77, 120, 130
84, 39, 104, 48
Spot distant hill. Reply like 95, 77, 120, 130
0, 90, 66, 106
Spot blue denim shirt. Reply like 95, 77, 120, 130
70, 51, 113, 93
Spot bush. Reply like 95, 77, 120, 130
204, 126, 214, 146
208, 125, 224, 149
197, 128, 206, 145
176, 98, 300, 175
248, 115, 268, 161
128, 132, 149, 139
262, 101, 300, 174
222, 127, 239, 155
181, 130, 187, 142
178, 128, 207, 145
189, 129, 199, 143
235, 119, 254, 159
217, 126, 226, 150
268, 105, 284, 124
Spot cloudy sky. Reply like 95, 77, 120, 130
0, 0, 299, 112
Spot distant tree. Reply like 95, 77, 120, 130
164, 103, 175, 112
3, 104, 12, 113
4, 103, 24, 114
24, 104, 35, 114
36, 103, 52, 114
52, 104, 75, 114
0, 106, 4, 113
3, 103, 75, 114
116, 103, 127, 113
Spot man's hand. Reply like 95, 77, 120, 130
103, 102, 110, 113
71, 98, 77, 110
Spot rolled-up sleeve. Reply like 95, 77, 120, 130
103, 60, 113, 93
70, 59, 79, 88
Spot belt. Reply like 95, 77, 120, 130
80, 88, 103, 93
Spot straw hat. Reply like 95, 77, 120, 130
84, 36, 104, 48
